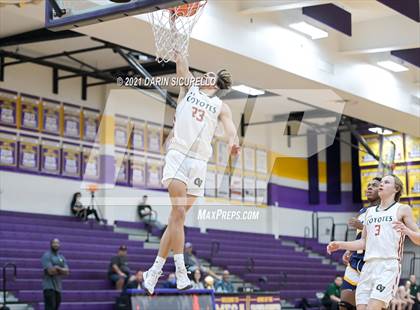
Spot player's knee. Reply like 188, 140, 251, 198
170, 206, 186, 222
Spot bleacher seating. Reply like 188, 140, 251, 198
1, 211, 342, 309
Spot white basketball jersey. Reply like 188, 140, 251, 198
167, 86, 222, 161
364, 202, 405, 262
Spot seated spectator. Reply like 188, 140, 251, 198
204, 275, 215, 291
70, 192, 100, 223
409, 275, 420, 310
215, 270, 235, 293
108, 245, 131, 290
163, 272, 177, 288
321, 275, 342, 310
125, 270, 144, 290
191, 269, 204, 289
137, 195, 156, 222
391, 286, 408, 310
184, 242, 219, 279
404, 282, 415, 310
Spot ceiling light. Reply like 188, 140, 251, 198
377, 61, 409, 72
368, 127, 392, 135
289, 21, 328, 39
232, 85, 265, 96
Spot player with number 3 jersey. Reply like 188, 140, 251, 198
327, 175, 419, 310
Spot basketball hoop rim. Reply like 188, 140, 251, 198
168, 0, 207, 17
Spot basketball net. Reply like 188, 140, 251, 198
148, 1, 207, 63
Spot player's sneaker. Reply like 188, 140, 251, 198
176, 267, 192, 290
143, 269, 162, 295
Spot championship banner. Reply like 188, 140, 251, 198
393, 165, 408, 198
405, 135, 420, 162
82, 146, 100, 181
82, 108, 100, 142
384, 134, 405, 163
215, 293, 281, 310
407, 165, 420, 198
244, 177, 256, 203
18, 135, 39, 171
243, 146, 256, 172
208, 140, 216, 164
0, 132, 17, 168
256, 179, 267, 204
359, 135, 379, 166
62, 143, 81, 178
360, 168, 380, 200
147, 122, 162, 154
411, 201, 420, 225
0, 89, 18, 127
115, 152, 129, 185
230, 173, 243, 201
41, 99, 61, 135
217, 140, 229, 168
40, 139, 61, 175
131, 119, 145, 151
205, 166, 217, 197
63, 104, 81, 139
131, 155, 146, 188
256, 149, 268, 174
146, 158, 163, 188
232, 149, 242, 171
115, 115, 129, 148
216, 172, 230, 199
20, 94, 40, 131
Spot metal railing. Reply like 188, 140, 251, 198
209, 241, 220, 266
410, 257, 420, 276
1, 263, 16, 310
332, 223, 349, 241
303, 226, 310, 248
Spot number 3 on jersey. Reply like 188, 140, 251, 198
192, 107, 205, 122
374, 224, 381, 236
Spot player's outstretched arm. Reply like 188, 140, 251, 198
327, 226, 367, 254
175, 52, 194, 103
219, 103, 240, 155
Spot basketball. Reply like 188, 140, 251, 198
169, 1, 204, 17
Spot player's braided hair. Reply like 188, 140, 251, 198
216, 69, 232, 90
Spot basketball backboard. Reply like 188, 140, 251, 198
45, 0, 199, 30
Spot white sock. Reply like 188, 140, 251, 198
150, 256, 166, 272
174, 254, 186, 271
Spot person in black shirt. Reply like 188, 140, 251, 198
125, 270, 144, 290
70, 192, 100, 222
108, 245, 131, 290
137, 195, 157, 242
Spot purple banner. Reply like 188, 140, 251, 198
131, 155, 146, 188
62, 144, 81, 178
63, 105, 81, 139
18, 137, 39, 171
0, 133, 17, 168
0, 94, 18, 127
41, 140, 61, 175
116, 153, 129, 184
83, 110, 99, 142
42, 100, 61, 135
82, 147, 100, 181
20, 99, 40, 131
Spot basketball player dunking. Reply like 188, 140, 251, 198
340, 177, 381, 310
142, 52, 240, 295
327, 174, 419, 310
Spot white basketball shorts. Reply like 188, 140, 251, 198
162, 149, 207, 197
356, 259, 400, 307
